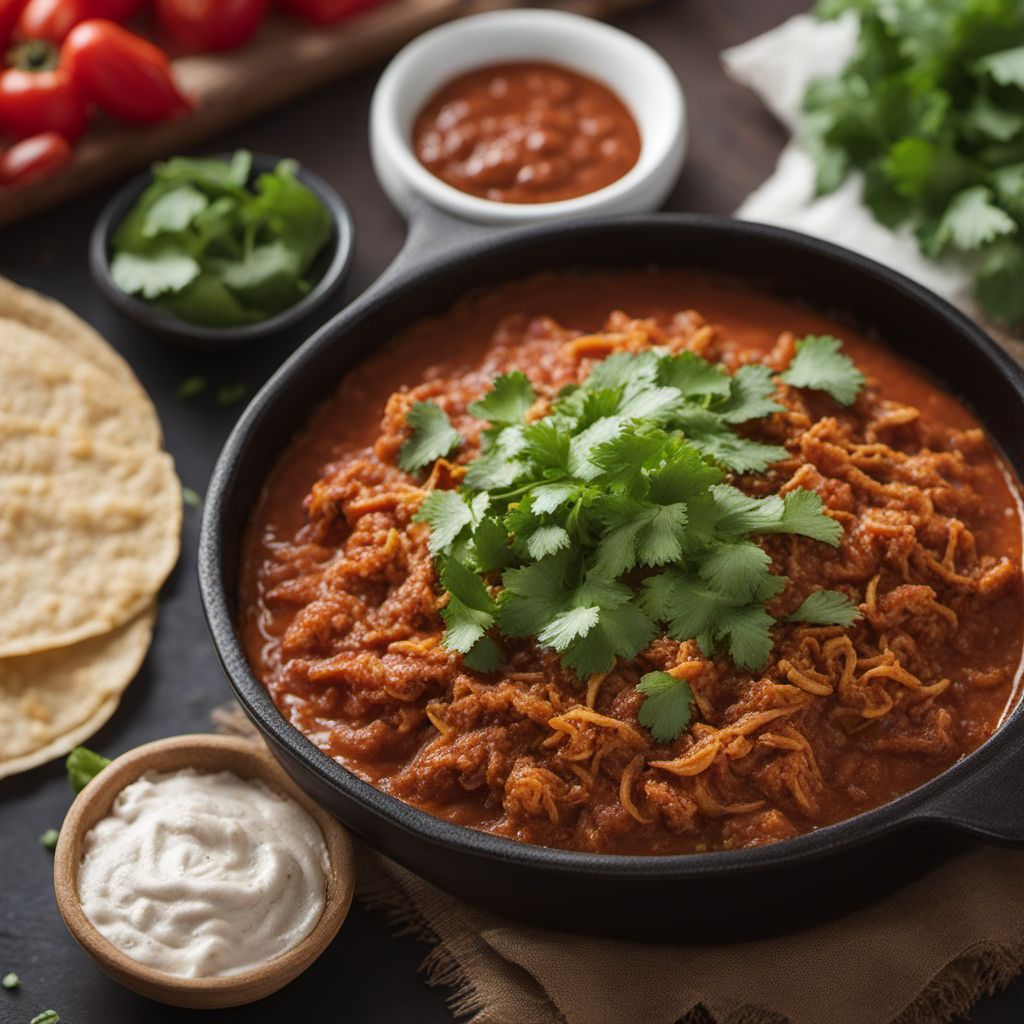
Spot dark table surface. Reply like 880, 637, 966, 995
1, 1, 1022, 1022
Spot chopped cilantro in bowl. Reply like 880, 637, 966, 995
91, 150, 352, 347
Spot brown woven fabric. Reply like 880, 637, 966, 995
357, 845, 1024, 1024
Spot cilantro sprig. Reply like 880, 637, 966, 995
406, 346, 862, 742
805, 0, 1024, 324
110, 150, 332, 328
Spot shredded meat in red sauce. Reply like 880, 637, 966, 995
241, 271, 1024, 855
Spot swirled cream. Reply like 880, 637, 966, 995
77, 768, 329, 978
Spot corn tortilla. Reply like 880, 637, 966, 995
0, 424, 181, 657
0, 319, 161, 451
0, 606, 155, 780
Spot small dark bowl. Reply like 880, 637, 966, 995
89, 153, 354, 351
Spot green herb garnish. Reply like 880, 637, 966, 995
398, 401, 462, 473
780, 335, 865, 406
407, 346, 863, 741
182, 486, 202, 508
2, 972, 18, 989
110, 150, 332, 328
176, 375, 208, 400
637, 671, 696, 743
805, 0, 1024, 324
39, 829, 59, 851
31, 1012, 59, 1024
66, 747, 110, 793
215, 382, 247, 406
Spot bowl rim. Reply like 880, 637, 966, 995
199, 212, 1024, 880
369, 8, 686, 225
53, 733, 355, 1007
88, 152, 355, 347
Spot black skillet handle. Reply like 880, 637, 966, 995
363, 196, 494, 301
903, 729, 1024, 844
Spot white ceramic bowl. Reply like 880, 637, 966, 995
370, 8, 686, 226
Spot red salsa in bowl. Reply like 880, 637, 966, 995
412, 62, 642, 205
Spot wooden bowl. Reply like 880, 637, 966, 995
53, 734, 355, 1009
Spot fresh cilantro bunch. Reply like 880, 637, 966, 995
110, 150, 332, 328
805, 0, 1024, 323
406, 341, 863, 740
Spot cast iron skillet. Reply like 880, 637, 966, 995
199, 204, 1024, 941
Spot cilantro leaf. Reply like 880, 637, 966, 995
976, 240, 1024, 324
933, 186, 1018, 254
787, 589, 861, 626
438, 558, 497, 655
414, 489, 475, 553
526, 524, 571, 560
699, 541, 773, 602
781, 335, 866, 406
110, 249, 200, 299
468, 372, 536, 423
398, 402, 461, 473
637, 671, 695, 743
658, 351, 732, 398
715, 363, 785, 424
976, 46, 1024, 89
67, 747, 110, 793
142, 184, 209, 238
676, 408, 788, 473
775, 489, 843, 545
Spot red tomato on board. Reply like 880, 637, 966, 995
276, 0, 384, 25
62, 20, 192, 125
0, 0, 29, 51
16, 0, 143, 44
0, 129, 71, 185
156, 0, 268, 52
0, 61, 89, 141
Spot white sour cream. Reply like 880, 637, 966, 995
77, 768, 329, 978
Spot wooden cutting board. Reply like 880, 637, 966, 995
0, 0, 650, 226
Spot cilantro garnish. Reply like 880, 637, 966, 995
805, 0, 1024, 324
398, 401, 462, 473
216, 382, 247, 406
781, 336, 866, 406
39, 829, 59, 851
637, 672, 696, 743
31, 1012, 59, 1024
182, 486, 202, 508
786, 589, 861, 626
66, 747, 110, 793
110, 150, 332, 328
175, 375, 208, 400
408, 346, 864, 741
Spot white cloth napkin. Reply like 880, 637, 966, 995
721, 13, 976, 317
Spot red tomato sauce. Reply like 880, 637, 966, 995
412, 62, 641, 204
240, 269, 1024, 855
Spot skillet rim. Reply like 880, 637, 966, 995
199, 212, 1024, 879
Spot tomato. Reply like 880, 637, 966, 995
0, 0, 29, 51
276, 0, 383, 25
156, 0, 267, 52
0, 130, 71, 185
62, 20, 192, 125
16, 0, 143, 44
0, 42, 89, 140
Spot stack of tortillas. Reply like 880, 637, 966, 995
0, 276, 181, 780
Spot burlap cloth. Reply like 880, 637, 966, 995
354, 845, 1024, 1024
